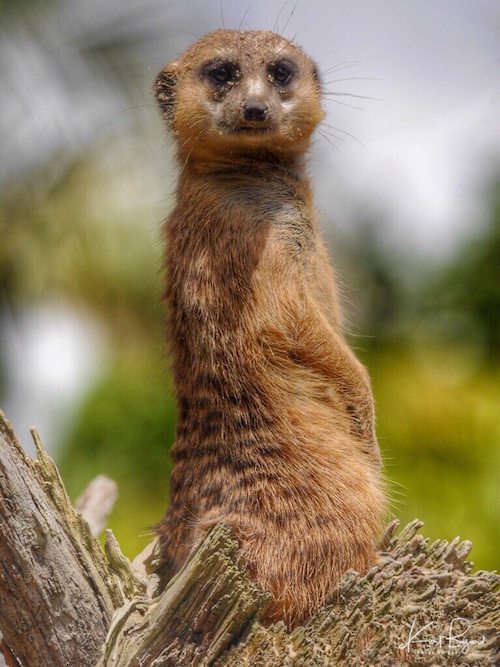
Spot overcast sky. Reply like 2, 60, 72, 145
3, 0, 499, 256
2, 0, 499, 449
165, 0, 500, 256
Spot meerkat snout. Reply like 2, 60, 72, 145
242, 100, 269, 122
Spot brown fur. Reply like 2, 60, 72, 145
154, 30, 385, 628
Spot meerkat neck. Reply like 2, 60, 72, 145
177, 149, 308, 181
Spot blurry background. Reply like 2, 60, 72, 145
1, 0, 498, 567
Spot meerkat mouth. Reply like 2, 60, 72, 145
217, 122, 276, 136
233, 126, 272, 134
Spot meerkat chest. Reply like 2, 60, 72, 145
179, 247, 218, 312
172, 178, 314, 317
272, 200, 313, 257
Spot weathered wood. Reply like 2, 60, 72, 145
0, 638, 19, 667
95, 520, 499, 667
219, 520, 499, 666
0, 411, 142, 667
75, 475, 118, 538
0, 410, 498, 667
98, 524, 270, 667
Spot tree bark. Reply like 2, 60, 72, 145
75, 475, 118, 538
0, 410, 498, 666
0, 412, 143, 667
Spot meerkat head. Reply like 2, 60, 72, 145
154, 30, 324, 161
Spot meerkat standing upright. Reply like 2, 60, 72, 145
154, 30, 384, 628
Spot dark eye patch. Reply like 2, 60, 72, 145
268, 58, 297, 86
201, 59, 240, 85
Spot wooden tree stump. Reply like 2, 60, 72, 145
0, 411, 498, 666
0, 412, 143, 667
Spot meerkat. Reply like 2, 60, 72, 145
153, 29, 385, 628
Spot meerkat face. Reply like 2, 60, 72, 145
155, 30, 324, 159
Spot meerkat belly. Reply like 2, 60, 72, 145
171, 350, 380, 522
170, 391, 382, 627
170, 203, 372, 494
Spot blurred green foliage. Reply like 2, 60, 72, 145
58, 352, 176, 556
422, 182, 500, 359
1, 156, 166, 338
368, 345, 499, 571
2, 159, 499, 569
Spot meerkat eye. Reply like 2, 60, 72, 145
204, 61, 239, 85
212, 65, 231, 83
269, 60, 296, 85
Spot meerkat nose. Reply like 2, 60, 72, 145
242, 101, 269, 122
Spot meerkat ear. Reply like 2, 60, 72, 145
154, 63, 178, 126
